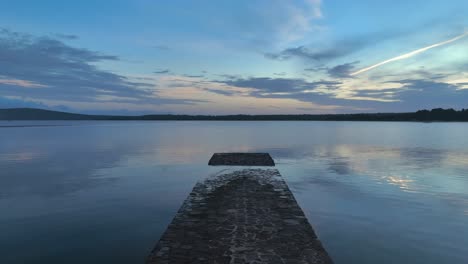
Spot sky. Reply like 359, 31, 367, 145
0, 0, 467, 115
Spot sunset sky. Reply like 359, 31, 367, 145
1, 0, 467, 114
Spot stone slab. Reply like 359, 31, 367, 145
147, 169, 333, 264
208, 153, 275, 166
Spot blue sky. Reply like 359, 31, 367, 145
1, 0, 467, 114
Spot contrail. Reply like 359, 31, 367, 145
350, 31, 468, 76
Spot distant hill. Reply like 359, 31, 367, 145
1, 108, 468, 121
0, 108, 109, 120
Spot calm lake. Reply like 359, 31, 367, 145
1, 121, 467, 264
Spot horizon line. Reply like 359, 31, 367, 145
0, 107, 466, 117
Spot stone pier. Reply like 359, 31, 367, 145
147, 153, 333, 264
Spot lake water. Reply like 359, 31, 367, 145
1, 121, 467, 264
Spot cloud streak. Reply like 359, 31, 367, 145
351, 31, 468, 76
0, 78, 48, 88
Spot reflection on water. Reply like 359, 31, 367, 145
385, 175, 414, 190
327, 159, 352, 175
0, 121, 467, 264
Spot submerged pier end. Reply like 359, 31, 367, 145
147, 153, 333, 264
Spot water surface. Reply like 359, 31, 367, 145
1, 121, 467, 263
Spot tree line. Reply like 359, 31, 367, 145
1, 107, 468, 121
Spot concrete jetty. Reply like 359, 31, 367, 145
208, 153, 275, 166
147, 153, 333, 264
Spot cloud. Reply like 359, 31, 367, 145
273, 72, 287, 76
216, 74, 240, 80
327, 61, 359, 78
55, 33, 79, 40
265, 45, 359, 61
0, 77, 48, 88
204, 0, 323, 48
304, 66, 328, 72
391, 79, 468, 108
217, 77, 354, 108
0, 29, 198, 107
218, 74, 468, 112
369, 68, 448, 81
222, 77, 340, 94
273, 0, 323, 43
204, 88, 237, 96
0, 96, 47, 109
265, 35, 380, 62
350, 78, 468, 111
183, 74, 204, 78
154, 69, 170, 74
351, 31, 468, 75
352, 88, 401, 100
154, 45, 170, 50
264, 29, 418, 63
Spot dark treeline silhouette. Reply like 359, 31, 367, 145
1, 108, 468, 121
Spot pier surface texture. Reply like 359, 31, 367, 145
208, 153, 275, 166
147, 154, 332, 264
